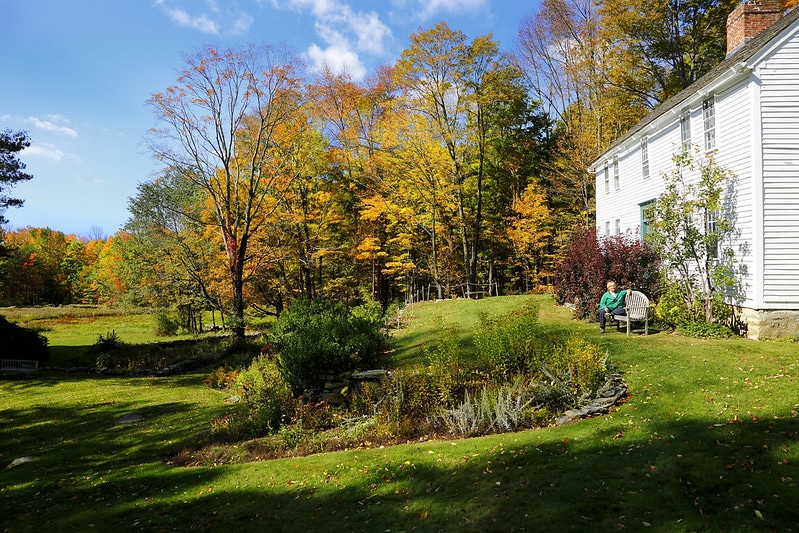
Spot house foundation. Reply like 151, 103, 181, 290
739, 307, 799, 340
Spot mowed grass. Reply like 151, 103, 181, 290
3, 307, 223, 367
3, 295, 799, 531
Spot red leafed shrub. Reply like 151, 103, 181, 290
554, 230, 661, 320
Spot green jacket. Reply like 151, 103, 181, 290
600, 289, 627, 311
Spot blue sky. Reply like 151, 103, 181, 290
1, 0, 538, 238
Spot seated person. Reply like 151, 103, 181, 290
599, 281, 628, 333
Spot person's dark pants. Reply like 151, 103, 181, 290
599, 307, 626, 329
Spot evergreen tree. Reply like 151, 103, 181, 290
0, 129, 33, 224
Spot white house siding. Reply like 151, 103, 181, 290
760, 39, 799, 307
594, 122, 681, 240
714, 81, 757, 309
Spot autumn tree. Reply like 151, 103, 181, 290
518, 0, 650, 241
599, 0, 740, 104
506, 182, 553, 290
517, 0, 605, 233
395, 22, 529, 292
147, 44, 305, 338
1, 228, 71, 305
307, 66, 401, 308
248, 111, 344, 310
0, 129, 34, 224
383, 111, 461, 299
126, 171, 226, 329
88, 232, 143, 306
481, 92, 555, 291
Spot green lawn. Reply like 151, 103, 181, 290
3, 295, 799, 531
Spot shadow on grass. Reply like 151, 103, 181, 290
4, 407, 798, 531
193, 415, 799, 531
40, 334, 241, 371
47, 344, 93, 366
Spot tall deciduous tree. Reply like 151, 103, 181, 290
126, 171, 225, 326
506, 182, 553, 290
308, 66, 400, 308
599, 0, 739, 104
395, 22, 526, 291
147, 44, 305, 338
0, 129, 33, 224
518, 0, 649, 236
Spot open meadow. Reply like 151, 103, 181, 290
3, 295, 799, 531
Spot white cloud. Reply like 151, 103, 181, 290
26, 116, 78, 138
167, 8, 220, 33
281, 0, 391, 79
23, 143, 77, 162
307, 43, 366, 79
154, 0, 253, 35
350, 12, 390, 56
415, 0, 487, 19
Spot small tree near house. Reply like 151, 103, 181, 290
645, 151, 738, 324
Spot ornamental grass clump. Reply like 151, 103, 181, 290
440, 376, 536, 436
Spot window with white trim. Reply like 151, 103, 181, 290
614, 219, 621, 235
605, 221, 611, 237
641, 138, 649, 179
613, 155, 620, 190
604, 162, 610, 193
680, 113, 691, 154
703, 98, 716, 151
706, 209, 719, 259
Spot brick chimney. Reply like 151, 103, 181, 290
727, 0, 782, 53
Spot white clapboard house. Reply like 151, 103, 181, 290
592, 0, 799, 339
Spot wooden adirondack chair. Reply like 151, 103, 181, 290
614, 290, 650, 336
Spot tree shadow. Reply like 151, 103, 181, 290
4, 406, 797, 531
185, 415, 799, 531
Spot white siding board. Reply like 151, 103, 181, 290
760, 37, 799, 307
711, 81, 757, 308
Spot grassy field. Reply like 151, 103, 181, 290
3, 295, 799, 531
3, 306, 234, 367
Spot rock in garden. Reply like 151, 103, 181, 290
116, 413, 145, 425
6, 456, 34, 469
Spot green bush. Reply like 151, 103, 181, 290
94, 330, 124, 352
544, 335, 608, 399
655, 284, 735, 337
424, 322, 463, 407
215, 355, 297, 440
154, 308, 180, 336
474, 302, 540, 379
678, 321, 734, 338
271, 298, 388, 394
655, 285, 700, 327
92, 330, 125, 368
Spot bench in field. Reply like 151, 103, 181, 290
1, 359, 40, 372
